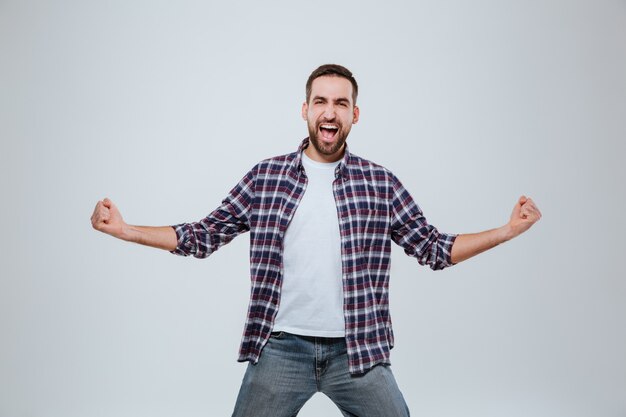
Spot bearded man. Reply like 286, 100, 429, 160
91, 64, 542, 417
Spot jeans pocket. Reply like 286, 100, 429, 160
270, 331, 285, 339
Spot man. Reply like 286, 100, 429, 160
91, 64, 541, 416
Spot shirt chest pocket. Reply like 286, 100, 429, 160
354, 208, 375, 231
354, 206, 387, 241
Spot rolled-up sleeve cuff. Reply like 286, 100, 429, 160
169, 223, 195, 256
439, 232, 459, 269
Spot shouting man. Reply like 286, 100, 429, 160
91, 64, 542, 417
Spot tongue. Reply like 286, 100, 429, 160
321, 128, 336, 141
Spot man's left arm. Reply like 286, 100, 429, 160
450, 195, 542, 264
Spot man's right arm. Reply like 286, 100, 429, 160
90, 197, 178, 251
92, 165, 257, 257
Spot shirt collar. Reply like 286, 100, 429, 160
296, 137, 351, 178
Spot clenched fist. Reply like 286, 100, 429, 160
508, 195, 542, 238
91, 198, 129, 240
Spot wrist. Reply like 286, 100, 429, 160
119, 223, 135, 242
499, 223, 517, 243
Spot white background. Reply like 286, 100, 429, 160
1, 0, 625, 416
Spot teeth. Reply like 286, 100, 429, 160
321, 124, 338, 130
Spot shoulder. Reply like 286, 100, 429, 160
347, 152, 399, 184
247, 150, 298, 176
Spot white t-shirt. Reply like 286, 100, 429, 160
272, 152, 345, 337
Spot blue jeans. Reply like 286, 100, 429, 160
231, 332, 410, 417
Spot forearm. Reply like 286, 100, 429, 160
450, 224, 515, 264
121, 225, 178, 252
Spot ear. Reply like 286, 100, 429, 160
352, 105, 360, 124
301, 102, 308, 121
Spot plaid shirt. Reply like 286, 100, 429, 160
170, 138, 457, 374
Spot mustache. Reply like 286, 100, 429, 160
316, 121, 342, 128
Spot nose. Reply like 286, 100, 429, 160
323, 105, 336, 120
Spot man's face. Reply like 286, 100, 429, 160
302, 76, 360, 162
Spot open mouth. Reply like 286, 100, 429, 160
319, 123, 339, 142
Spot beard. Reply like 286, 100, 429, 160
306, 120, 351, 157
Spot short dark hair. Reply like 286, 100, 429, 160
305, 64, 358, 105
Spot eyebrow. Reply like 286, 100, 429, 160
312, 95, 351, 105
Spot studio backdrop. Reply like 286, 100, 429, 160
1, 1, 625, 416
